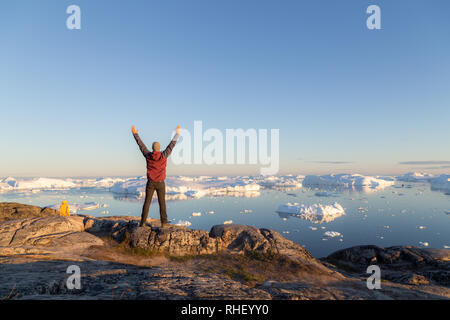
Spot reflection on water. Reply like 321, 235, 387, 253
0, 181, 449, 257
276, 208, 345, 224
113, 190, 262, 202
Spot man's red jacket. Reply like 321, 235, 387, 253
133, 133, 179, 182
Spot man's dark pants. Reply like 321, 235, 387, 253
140, 180, 167, 226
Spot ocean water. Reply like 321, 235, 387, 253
1, 182, 449, 257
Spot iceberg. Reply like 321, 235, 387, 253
276, 202, 345, 223
430, 174, 450, 192
0, 176, 126, 193
110, 177, 146, 197
110, 176, 261, 199
0, 177, 77, 191
253, 175, 304, 190
323, 231, 342, 238
302, 174, 395, 192
396, 172, 435, 182
48, 202, 100, 213
175, 220, 192, 227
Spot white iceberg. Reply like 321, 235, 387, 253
1, 177, 77, 191
396, 172, 435, 182
430, 174, 450, 192
276, 202, 345, 223
253, 175, 304, 190
175, 220, 192, 227
323, 231, 342, 238
0, 176, 126, 193
48, 201, 99, 213
110, 177, 146, 197
110, 176, 261, 199
302, 174, 395, 192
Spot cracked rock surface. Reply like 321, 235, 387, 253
0, 203, 449, 300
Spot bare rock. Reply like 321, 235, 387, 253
0, 215, 103, 248
130, 226, 217, 255
324, 245, 450, 286
210, 224, 315, 263
127, 223, 328, 273
385, 273, 430, 285
0, 202, 59, 221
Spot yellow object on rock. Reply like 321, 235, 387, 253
59, 200, 70, 216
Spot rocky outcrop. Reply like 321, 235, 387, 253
0, 206, 327, 273
0, 202, 59, 221
125, 224, 321, 267
324, 245, 450, 286
0, 203, 449, 300
80, 216, 326, 270
80, 215, 318, 262
0, 215, 103, 249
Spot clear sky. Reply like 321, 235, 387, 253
1, 0, 449, 177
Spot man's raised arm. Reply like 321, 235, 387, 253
162, 125, 181, 158
131, 125, 150, 157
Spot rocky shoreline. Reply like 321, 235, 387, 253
0, 202, 449, 300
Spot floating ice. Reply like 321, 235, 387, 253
323, 231, 342, 238
48, 202, 99, 213
314, 191, 337, 197
0, 176, 125, 192
396, 172, 435, 182
430, 175, 450, 192
175, 220, 192, 227
192, 212, 202, 217
110, 176, 261, 199
302, 174, 395, 192
276, 202, 345, 223
254, 175, 304, 190
0, 177, 77, 191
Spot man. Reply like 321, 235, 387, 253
132, 125, 180, 227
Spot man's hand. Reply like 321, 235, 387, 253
176, 125, 181, 135
131, 125, 138, 135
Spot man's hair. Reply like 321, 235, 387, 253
152, 141, 160, 151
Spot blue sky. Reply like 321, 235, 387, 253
1, 0, 449, 177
